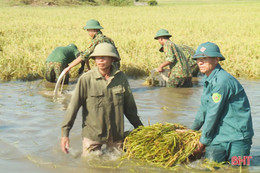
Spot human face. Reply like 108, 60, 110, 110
87, 29, 98, 38
157, 37, 165, 45
94, 56, 114, 70
196, 57, 219, 76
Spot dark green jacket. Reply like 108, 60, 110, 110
191, 64, 254, 145
61, 66, 143, 142
46, 46, 79, 65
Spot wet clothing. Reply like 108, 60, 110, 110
82, 137, 123, 157
160, 40, 192, 88
61, 66, 143, 143
45, 45, 80, 83
191, 64, 254, 162
81, 31, 120, 69
179, 45, 199, 77
205, 138, 252, 163
45, 62, 69, 83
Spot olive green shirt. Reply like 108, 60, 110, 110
61, 66, 143, 142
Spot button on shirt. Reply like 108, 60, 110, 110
61, 66, 143, 142
191, 64, 254, 145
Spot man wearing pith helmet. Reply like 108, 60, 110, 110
190, 42, 254, 163
154, 29, 192, 87
63, 19, 120, 76
60, 43, 143, 156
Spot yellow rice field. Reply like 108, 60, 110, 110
0, 0, 259, 80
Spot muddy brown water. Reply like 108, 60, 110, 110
0, 77, 259, 172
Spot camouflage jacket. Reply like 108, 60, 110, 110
162, 40, 191, 78
81, 31, 120, 61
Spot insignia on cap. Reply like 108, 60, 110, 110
200, 47, 206, 52
212, 93, 221, 103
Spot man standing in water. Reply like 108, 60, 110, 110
154, 29, 192, 87
60, 43, 143, 156
191, 42, 254, 163
63, 19, 120, 75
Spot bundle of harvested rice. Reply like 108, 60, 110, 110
123, 123, 201, 168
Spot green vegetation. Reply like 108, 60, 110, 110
0, 0, 259, 81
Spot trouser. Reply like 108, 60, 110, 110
82, 137, 123, 157
45, 62, 69, 84
205, 138, 252, 163
167, 77, 192, 88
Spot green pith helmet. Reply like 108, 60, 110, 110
67, 43, 78, 50
154, 29, 172, 39
83, 19, 104, 30
193, 42, 225, 61
89, 43, 120, 61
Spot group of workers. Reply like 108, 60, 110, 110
46, 19, 253, 165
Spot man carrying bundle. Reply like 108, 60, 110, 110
63, 19, 120, 76
154, 29, 192, 87
60, 43, 143, 156
191, 42, 254, 163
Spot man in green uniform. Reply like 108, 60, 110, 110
63, 19, 120, 76
154, 29, 192, 87
191, 42, 254, 163
45, 43, 81, 84
60, 43, 143, 156
179, 45, 199, 77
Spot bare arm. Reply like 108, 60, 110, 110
158, 61, 171, 72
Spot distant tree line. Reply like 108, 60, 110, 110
14, 0, 157, 6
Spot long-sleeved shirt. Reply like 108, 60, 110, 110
191, 64, 254, 145
80, 31, 120, 61
61, 66, 143, 142
161, 40, 191, 78
46, 45, 79, 65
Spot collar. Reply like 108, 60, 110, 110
93, 65, 120, 80
203, 64, 222, 85
93, 31, 103, 39
159, 40, 171, 52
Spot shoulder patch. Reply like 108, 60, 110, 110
212, 93, 221, 103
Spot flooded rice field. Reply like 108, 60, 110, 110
0, 77, 260, 172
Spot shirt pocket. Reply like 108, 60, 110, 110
88, 90, 104, 108
112, 86, 125, 106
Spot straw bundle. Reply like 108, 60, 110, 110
123, 123, 201, 168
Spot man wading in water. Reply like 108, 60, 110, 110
60, 43, 143, 156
